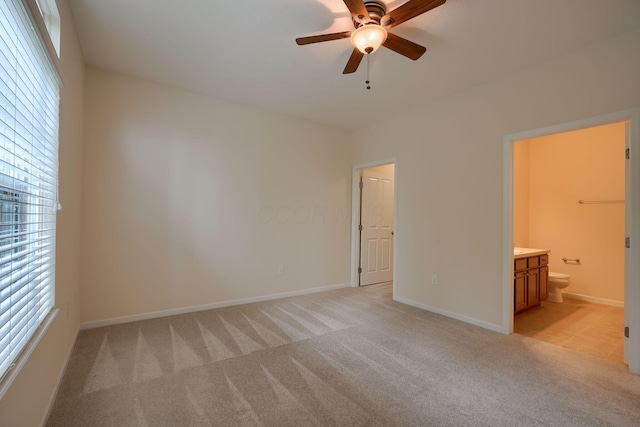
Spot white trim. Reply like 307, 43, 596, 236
502, 107, 640, 374
20, 0, 65, 86
562, 292, 624, 308
79, 283, 350, 330
627, 108, 640, 374
350, 158, 398, 296
502, 126, 515, 335
394, 296, 504, 334
34, 0, 61, 56
0, 308, 58, 400
41, 326, 80, 426
624, 121, 631, 367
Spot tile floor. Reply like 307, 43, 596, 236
514, 297, 625, 364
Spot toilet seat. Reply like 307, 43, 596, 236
549, 272, 570, 282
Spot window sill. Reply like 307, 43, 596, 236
0, 307, 59, 400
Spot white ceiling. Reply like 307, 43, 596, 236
68, 0, 640, 130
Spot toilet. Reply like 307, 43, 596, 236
548, 272, 571, 303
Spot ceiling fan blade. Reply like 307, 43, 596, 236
343, 0, 370, 24
343, 48, 364, 74
382, 0, 446, 28
296, 31, 352, 45
383, 32, 426, 60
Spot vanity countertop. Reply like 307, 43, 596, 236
514, 247, 550, 259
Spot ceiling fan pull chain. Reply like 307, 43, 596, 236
366, 54, 371, 90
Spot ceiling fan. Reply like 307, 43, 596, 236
296, 0, 446, 75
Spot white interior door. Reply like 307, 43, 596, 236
360, 168, 394, 286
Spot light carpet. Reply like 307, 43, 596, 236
47, 283, 640, 426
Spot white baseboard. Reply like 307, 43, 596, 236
394, 296, 506, 334
79, 283, 350, 330
562, 292, 624, 307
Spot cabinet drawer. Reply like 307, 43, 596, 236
527, 256, 540, 268
540, 254, 548, 266
514, 258, 527, 271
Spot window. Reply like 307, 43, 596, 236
0, 0, 60, 392
34, 0, 60, 57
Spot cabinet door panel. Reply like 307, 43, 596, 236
528, 268, 540, 307
515, 271, 527, 313
539, 266, 548, 301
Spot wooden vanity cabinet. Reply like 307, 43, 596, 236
514, 271, 527, 312
514, 253, 549, 314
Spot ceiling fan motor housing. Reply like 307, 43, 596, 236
354, 0, 387, 27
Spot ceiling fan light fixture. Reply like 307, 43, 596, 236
350, 24, 387, 54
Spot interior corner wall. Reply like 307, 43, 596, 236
513, 140, 530, 248
352, 28, 640, 328
528, 123, 626, 303
0, 0, 84, 425
80, 69, 353, 324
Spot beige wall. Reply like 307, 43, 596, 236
352, 28, 640, 328
80, 69, 353, 323
513, 140, 530, 247
1, 9, 638, 424
0, 0, 84, 425
526, 123, 625, 303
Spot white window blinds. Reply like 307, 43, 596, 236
0, 0, 59, 383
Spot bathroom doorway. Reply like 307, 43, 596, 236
502, 108, 640, 375
512, 122, 626, 362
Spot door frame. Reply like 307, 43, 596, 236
502, 108, 640, 374
351, 158, 398, 292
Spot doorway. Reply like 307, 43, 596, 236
351, 159, 397, 289
512, 122, 626, 363
502, 108, 640, 375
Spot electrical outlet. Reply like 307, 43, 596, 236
432, 274, 438, 286
277, 265, 284, 275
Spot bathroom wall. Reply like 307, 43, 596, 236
513, 140, 531, 248
525, 122, 626, 304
